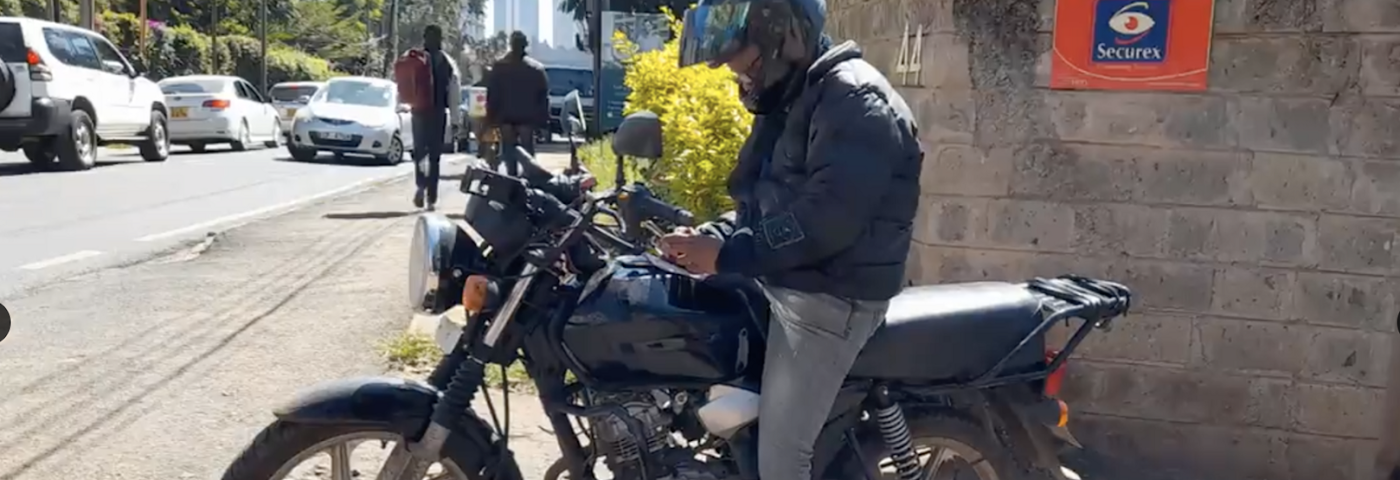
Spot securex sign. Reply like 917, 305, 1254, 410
1050, 0, 1215, 91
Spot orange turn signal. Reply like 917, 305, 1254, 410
1044, 349, 1066, 397
462, 275, 489, 314
1056, 399, 1070, 427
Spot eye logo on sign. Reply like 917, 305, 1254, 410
1091, 0, 1170, 63
1107, 8, 1154, 44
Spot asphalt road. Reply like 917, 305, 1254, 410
0, 143, 468, 298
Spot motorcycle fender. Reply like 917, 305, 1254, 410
272, 376, 439, 435
983, 391, 1071, 478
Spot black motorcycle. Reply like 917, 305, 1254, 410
220, 111, 1132, 480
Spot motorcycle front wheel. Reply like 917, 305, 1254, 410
222, 421, 480, 480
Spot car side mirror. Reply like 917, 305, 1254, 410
396, 103, 411, 114
296, 95, 312, 104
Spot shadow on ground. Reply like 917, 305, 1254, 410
323, 211, 419, 220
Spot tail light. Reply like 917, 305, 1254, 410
203, 99, 231, 110
1044, 349, 1067, 397
26, 49, 52, 81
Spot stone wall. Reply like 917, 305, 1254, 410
824, 0, 1400, 479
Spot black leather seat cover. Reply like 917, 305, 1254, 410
849, 282, 1046, 382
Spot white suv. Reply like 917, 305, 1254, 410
0, 17, 170, 171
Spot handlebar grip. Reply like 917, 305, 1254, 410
637, 193, 695, 227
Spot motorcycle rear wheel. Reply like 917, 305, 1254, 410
869, 414, 1033, 480
221, 421, 477, 480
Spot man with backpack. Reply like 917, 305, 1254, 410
485, 31, 549, 175
396, 24, 462, 211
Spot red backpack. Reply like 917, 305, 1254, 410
394, 49, 433, 111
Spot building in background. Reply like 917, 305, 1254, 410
467, 0, 579, 49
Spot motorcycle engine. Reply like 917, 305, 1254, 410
589, 389, 676, 480
587, 389, 726, 480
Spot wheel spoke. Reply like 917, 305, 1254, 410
920, 447, 956, 480
330, 442, 354, 480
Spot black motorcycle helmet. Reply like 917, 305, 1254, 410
678, 0, 827, 114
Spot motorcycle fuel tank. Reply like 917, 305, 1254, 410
563, 258, 761, 385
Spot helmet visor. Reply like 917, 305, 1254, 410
678, 2, 752, 68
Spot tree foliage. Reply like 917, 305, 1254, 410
1, 0, 484, 82
582, 10, 752, 220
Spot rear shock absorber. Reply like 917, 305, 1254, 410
872, 385, 921, 480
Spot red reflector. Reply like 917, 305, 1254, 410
25, 49, 40, 65
1044, 350, 1066, 397
203, 99, 231, 109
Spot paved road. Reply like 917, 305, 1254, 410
0, 144, 468, 298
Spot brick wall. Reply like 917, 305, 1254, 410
825, 0, 1400, 479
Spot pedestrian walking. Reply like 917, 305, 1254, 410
395, 24, 462, 211
485, 31, 549, 176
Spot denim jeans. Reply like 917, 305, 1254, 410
757, 283, 888, 480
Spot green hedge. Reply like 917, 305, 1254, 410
97, 11, 338, 84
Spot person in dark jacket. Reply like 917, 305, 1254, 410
412, 24, 462, 211
659, 0, 923, 479
486, 31, 549, 175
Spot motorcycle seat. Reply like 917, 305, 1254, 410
849, 282, 1046, 383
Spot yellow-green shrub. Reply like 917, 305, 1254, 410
604, 9, 753, 221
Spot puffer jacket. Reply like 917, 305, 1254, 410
709, 41, 924, 302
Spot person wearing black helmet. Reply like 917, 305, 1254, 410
659, 0, 923, 479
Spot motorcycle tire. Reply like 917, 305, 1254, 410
0, 64, 15, 112
221, 421, 522, 480
856, 413, 1038, 480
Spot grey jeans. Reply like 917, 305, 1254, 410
758, 283, 888, 480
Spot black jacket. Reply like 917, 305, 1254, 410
709, 41, 923, 302
486, 52, 550, 127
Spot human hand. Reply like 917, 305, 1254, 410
659, 234, 721, 275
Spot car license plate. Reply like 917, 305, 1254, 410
283, 108, 297, 118
319, 131, 351, 141
170, 107, 188, 119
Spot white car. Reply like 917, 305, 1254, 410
0, 17, 169, 170
267, 81, 324, 137
159, 75, 282, 153
287, 76, 415, 165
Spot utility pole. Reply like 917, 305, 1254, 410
79, 0, 93, 30
48, 0, 59, 22
589, 0, 603, 138
383, 0, 399, 77
211, 4, 220, 74
259, 0, 268, 92
138, 0, 148, 58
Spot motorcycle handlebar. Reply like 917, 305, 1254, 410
636, 192, 695, 227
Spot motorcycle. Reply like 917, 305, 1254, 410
220, 105, 1132, 480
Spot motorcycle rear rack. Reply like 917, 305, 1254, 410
914, 275, 1132, 396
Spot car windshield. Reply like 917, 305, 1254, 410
316, 80, 393, 108
546, 68, 593, 98
159, 80, 229, 95
270, 85, 321, 103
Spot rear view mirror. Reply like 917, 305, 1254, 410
296, 95, 312, 104
396, 103, 411, 113
562, 90, 585, 135
612, 111, 663, 160
565, 116, 584, 136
